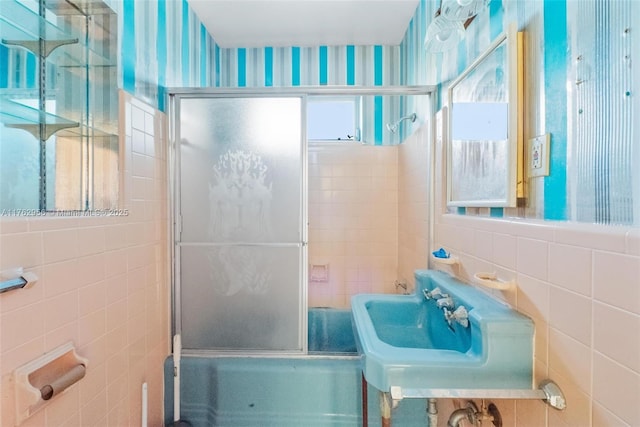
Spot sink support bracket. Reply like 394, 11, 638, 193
389, 379, 567, 411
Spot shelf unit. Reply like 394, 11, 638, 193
0, 0, 118, 212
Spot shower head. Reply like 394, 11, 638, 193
386, 113, 417, 134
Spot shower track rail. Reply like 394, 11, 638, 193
166, 85, 436, 96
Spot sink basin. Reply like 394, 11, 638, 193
364, 298, 472, 352
351, 269, 534, 393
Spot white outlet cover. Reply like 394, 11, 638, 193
528, 134, 550, 178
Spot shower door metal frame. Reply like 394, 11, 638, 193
168, 85, 435, 356
169, 91, 309, 356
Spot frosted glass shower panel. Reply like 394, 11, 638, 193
180, 245, 303, 351
175, 95, 305, 353
179, 97, 303, 243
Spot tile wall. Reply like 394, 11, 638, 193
0, 91, 169, 426
397, 125, 430, 290
405, 120, 640, 427
308, 142, 399, 308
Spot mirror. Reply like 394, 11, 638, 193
447, 24, 522, 207
0, 0, 119, 213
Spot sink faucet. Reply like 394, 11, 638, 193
444, 306, 469, 328
423, 287, 445, 300
436, 296, 454, 309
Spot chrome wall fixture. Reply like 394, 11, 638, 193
0, 268, 38, 294
441, 0, 490, 21
424, 0, 491, 53
386, 113, 417, 133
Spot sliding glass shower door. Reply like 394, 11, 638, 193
173, 95, 306, 353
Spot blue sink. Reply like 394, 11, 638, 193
364, 298, 472, 352
351, 270, 534, 393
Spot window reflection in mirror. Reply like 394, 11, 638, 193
447, 24, 521, 208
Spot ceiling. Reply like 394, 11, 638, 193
188, 0, 420, 48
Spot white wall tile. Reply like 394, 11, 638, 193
78, 308, 106, 347
627, 229, 640, 256
516, 273, 550, 319
593, 251, 640, 314
308, 142, 399, 306
593, 302, 640, 373
0, 232, 43, 270
510, 220, 556, 242
473, 230, 491, 260
131, 105, 146, 132
514, 399, 547, 427
77, 227, 106, 257
493, 232, 517, 269
549, 365, 592, 426
516, 237, 548, 281
43, 291, 78, 332
43, 229, 79, 264
592, 352, 640, 426
555, 225, 627, 254
1, 302, 46, 350
45, 321, 77, 351
0, 218, 29, 234
548, 328, 591, 394
28, 217, 78, 231
548, 243, 592, 296
549, 286, 592, 345
0, 92, 169, 427
79, 281, 107, 317
131, 129, 146, 154
44, 387, 79, 426
592, 402, 628, 426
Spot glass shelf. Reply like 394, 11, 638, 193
0, 99, 78, 140
0, 1, 80, 58
50, 42, 116, 68
0, 5, 114, 67
56, 124, 117, 139
0, 0, 119, 212
0, 99, 117, 141
45, 0, 116, 16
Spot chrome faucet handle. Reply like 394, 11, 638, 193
444, 305, 469, 328
423, 287, 444, 300
436, 296, 454, 309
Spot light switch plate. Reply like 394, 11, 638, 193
528, 134, 550, 178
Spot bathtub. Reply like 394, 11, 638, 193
164, 308, 358, 426
307, 307, 358, 354
164, 308, 427, 426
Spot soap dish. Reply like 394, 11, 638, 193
473, 272, 514, 290
431, 254, 459, 265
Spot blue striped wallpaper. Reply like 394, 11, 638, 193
122, 0, 136, 93
2, 0, 634, 221
428, 0, 637, 224
156, 0, 167, 110
114, 0, 416, 136
543, 0, 568, 221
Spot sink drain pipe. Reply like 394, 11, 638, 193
447, 400, 502, 427
427, 398, 438, 426
447, 401, 479, 427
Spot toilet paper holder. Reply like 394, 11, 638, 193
14, 341, 88, 425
